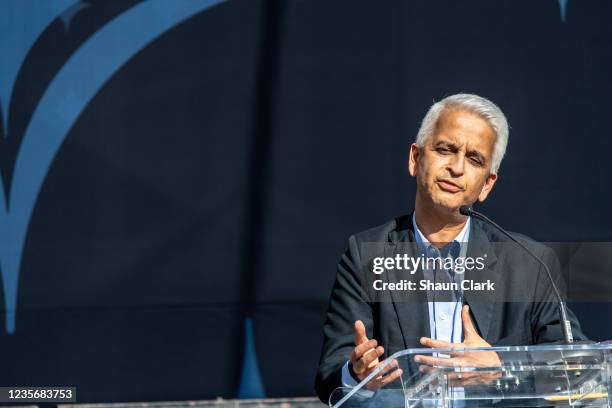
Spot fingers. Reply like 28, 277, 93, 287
418, 366, 499, 387
351, 339, 377, 362
353, 345, 384, 374
419, 366, 466, 379
420, 337, 454, 349
461, 305, 477, 340
418, 365, 461, 387
420, 337, 463, 358
376, 359, 399, 377
414, 354, 464, 368
417, 364, 442, 381
354, 320, 368, 345
365, 360, 403, 391
418, 364, 433, 374
418, 364, 468, 377
367, 367, 403, 390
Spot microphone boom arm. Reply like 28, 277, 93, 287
459, 205, 574, 344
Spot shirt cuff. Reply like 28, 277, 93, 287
341, 360, 375, 398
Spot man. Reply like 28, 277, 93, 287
314, 94, 587, 404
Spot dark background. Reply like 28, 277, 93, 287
1, 0, 612, 402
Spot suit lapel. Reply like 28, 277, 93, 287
463, 220, 501, 341
386, 216, 430, 348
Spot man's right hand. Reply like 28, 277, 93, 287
349, 320, 403, 391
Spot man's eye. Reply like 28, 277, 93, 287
436, 147, 451, 154
469, 157, 484, 166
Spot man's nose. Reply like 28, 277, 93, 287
447, 154, 465, 176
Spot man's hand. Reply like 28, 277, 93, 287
414, 306, 501, 386
350, 320, 403, 391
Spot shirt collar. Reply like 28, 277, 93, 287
412, 212, 471, 249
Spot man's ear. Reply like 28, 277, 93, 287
408, 143, 420, 177
478, 172, 498, 202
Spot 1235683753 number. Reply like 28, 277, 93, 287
1, 387, 76, 402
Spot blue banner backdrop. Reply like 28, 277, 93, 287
1, 0, 611, 402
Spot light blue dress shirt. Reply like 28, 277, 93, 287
412, 213, 471, 344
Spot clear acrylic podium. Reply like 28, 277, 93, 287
330, 343, 612, 407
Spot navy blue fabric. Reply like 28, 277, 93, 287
0, 0, 611, 402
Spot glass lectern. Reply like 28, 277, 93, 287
330, 343, 612, 407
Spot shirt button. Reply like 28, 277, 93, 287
439, 312, 448, 320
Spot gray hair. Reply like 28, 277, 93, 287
415, 93, 509, 173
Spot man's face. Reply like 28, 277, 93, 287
408, 108, 498, 213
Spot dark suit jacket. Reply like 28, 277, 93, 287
314, 213, 588, 404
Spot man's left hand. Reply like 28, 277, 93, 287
414, 305, 501, 371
